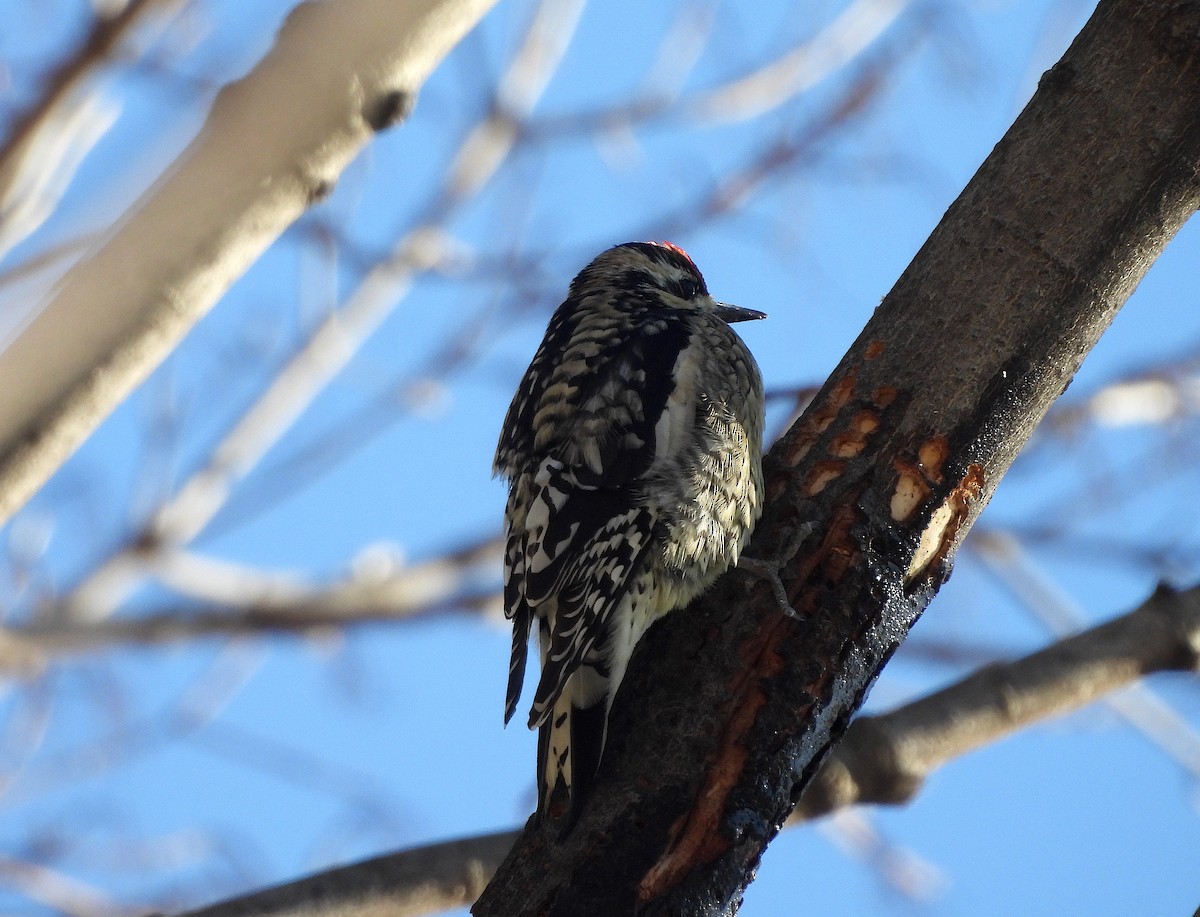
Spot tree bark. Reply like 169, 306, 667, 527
161, 581, 1200, 917
473, 1, 1200, 914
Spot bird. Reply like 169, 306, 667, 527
494, 240, 765, 827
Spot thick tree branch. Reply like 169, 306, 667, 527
794, 580, 1200, 817
169, 581, 1200, 917
0, 0, 497, 526
474, 2, 1200, 914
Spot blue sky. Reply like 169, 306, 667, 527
1, 1, 1198, 914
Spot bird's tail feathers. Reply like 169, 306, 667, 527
536, 666, 609, 831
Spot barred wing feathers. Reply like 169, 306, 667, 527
496, 304, 690, 725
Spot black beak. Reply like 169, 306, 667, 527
714, 302, 767, 323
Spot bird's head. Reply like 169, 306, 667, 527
568, 241, 767, 324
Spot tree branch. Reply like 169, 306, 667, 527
167, 581, 1200, 917
0, 0, 182, 259
0, 0, 171, 173
0, 0, 497, 526
794, 580, 1200, 818
173, 831, 519, 917
474, 1, 1200, 913
0, 534, 502, 676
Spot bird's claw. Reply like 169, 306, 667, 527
736, 522, 815, 621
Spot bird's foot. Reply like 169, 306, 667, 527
736, 522, 815, 621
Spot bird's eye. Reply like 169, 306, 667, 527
677, 279, 701, 299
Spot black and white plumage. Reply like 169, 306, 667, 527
494, 241, 765, 825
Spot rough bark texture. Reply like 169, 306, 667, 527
793, 581, 1200, 818
473, 1, 1200, 914
161, 581, 1200, 917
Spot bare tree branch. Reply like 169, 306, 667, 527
0, 852, 128, 917
972, 531, 1200, 779
0, 534, 502, 676
165, 580, 1200, 917
794, 580, 1200, 819
690, 0, 910, 123
0, 0, 498, 527
174, 830, 519, 917
0, 0, 184, 259
0, 0, 170, 172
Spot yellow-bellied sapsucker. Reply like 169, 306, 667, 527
494, 241, 765, 825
